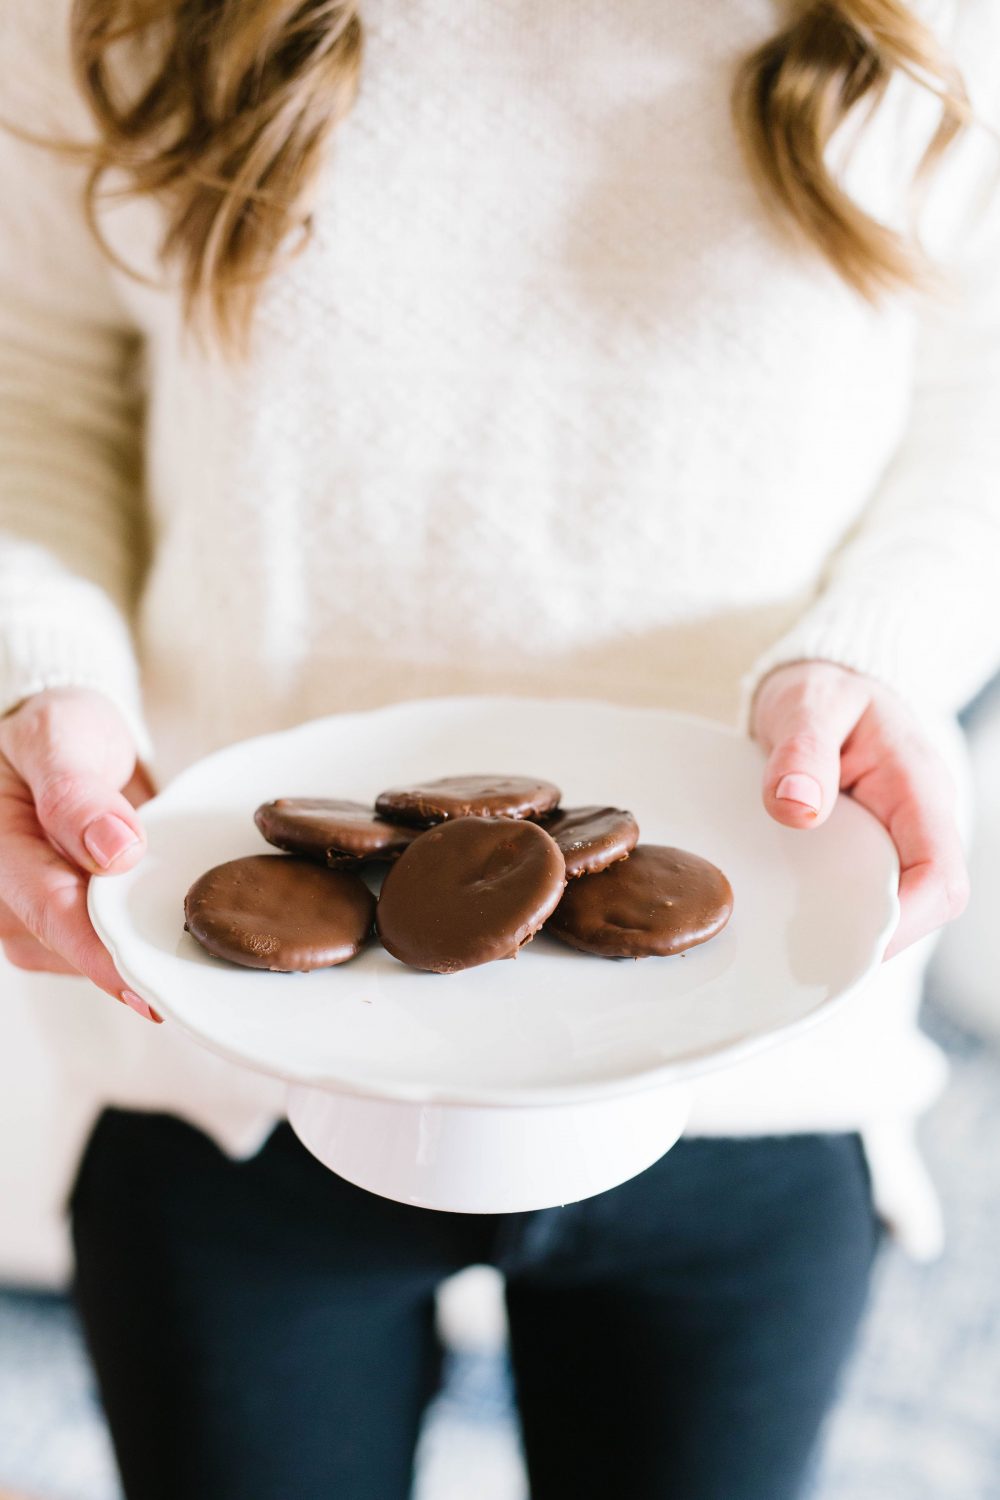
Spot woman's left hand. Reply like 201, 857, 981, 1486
751, 660, 969, 959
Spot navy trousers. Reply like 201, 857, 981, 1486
70, 1109, 880, 1500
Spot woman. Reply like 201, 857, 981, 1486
0, 1, 997, 1496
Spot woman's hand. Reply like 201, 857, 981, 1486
0, 687, 160, 1020
751, 661, 970, 959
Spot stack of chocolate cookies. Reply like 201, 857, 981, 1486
183, 774, 733, 974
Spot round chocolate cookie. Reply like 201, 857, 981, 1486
184, 854, 376, 971
376, 816, 566, 973
375, 775, 561, 829
547, 844, 733, 958
254, 798, 420, 867
543, 805, 639, 879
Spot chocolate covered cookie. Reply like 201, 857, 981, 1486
547, 844, 732, 958
375, 775, 561, 828
376, 816, 566, 973
542, 805, 639, 878
254, 798, 419, 867
184, 854, 375, 971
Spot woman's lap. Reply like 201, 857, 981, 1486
70, 1110, 465, 1500
69, 1110, 880, 1500
504, 1134, 880, 1500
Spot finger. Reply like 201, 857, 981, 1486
1, 928, 161, 1020
1, 875, 88, 973
1, 703, 147, 876
756, 675, 864, 830
762, 738, 840, 826
847, 737, 969, 958
0, 825, 160, 1019
0, 891, 27, 941
880, 793, 968, 960
0, 885, 111, 979
2, 934, 79, 975
885, 853, 970, 959
26, 767, 146, 876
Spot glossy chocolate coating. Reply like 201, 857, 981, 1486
547, 844, 732, 958
254, 798, 419, 866
376, 816, 566, 973
375, 774, 561, 828
542, 805, 639, 878
184, 855, 375, 971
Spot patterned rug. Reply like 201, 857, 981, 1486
1, 1001, 998, 1500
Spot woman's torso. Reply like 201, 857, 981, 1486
96, 0, 926, 777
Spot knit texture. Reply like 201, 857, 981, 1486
3, 1, 1000, 764
2, 0, 1000, 1244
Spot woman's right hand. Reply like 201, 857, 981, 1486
0, 687, 160, 1021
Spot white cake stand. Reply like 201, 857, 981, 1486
90, 697, 898, 1214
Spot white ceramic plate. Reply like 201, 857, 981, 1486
89, 696, 899, 1108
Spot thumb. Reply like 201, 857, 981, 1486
752, 664, 865, 831
34, 772, 147, 874
762, 732, 839, 829
2, 690, 147, 875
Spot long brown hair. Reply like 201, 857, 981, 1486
72, 0, 362, 347
732, 0, 969, 299
68, 0, 967, 349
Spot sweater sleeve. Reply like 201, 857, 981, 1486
0, 3, 151, 756
741, 16, 1000, 727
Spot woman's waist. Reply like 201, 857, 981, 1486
138, 601, 805, 783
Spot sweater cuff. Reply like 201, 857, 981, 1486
738, 594, 921, 736
0, 617, 152, 762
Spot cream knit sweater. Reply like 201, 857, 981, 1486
2, 0, 999, 1256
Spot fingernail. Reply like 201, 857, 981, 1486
775, 773, 822, 814
84, 814, 140, 869
121, 990, 163, 1024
